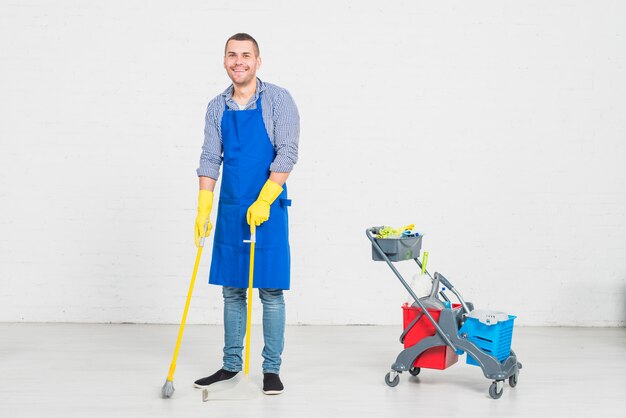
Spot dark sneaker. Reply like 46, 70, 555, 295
263, 373, 284, 395
194, 369, 238, 388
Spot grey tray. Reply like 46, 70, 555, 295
372, 234, 422, 262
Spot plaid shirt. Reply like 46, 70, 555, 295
197, 78, 300, 179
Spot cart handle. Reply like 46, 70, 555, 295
434, 272, 472, 315
413, 258, 472, 315
434, 272, 453, 289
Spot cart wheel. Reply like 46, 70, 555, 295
489, 381, 504, 399
409, 367, 421, 376
509, 372, 518, 388
385, 372, 399, 387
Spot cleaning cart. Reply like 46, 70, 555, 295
366, 226, 522, 399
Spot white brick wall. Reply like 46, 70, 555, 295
1, 1, 624, 326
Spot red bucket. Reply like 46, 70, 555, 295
402, 303, 460, 370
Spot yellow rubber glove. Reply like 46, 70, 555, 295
246, 179, 283, 226
195, 190, 214, 247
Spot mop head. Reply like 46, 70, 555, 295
411, 273, 433, 299
161, 379, 175, 398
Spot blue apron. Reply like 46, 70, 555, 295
209, 94, 291, 290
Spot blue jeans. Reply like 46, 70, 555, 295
222, 286, 285, 374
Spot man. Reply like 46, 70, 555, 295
193, 33, 299, 395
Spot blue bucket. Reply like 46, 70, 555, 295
459, 315, 516, 366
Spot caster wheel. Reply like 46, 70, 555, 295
489, 381, 504, 399
509, 372, 518, 387
385, 372, 399, 387
409, 367, 421, 376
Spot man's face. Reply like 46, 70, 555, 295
223, 40, 261, 87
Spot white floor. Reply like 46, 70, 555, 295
0, 324, 624, 418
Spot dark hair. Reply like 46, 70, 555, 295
224, 33, 260, 57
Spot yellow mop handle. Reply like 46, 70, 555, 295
421, 251, 429, 274
244, 224, 256, 377
166, 244, 204, 381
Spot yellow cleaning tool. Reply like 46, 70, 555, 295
202, 224, 259, 401
162, 221, 208, 399
421, 252, 429, 274
244, 224, 256, 377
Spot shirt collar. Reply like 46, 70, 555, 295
221, 78, 265, 101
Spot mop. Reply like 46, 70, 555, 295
202, 224, 260, 401
161, 222, 208, 399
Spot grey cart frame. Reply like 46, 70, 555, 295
366, 227, 522, 399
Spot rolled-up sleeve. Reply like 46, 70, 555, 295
270, 89, 299, 173
196, 99, 223, 179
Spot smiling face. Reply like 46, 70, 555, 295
223, 40, 261, 89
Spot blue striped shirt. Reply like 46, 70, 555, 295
196, 78, 300, 179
